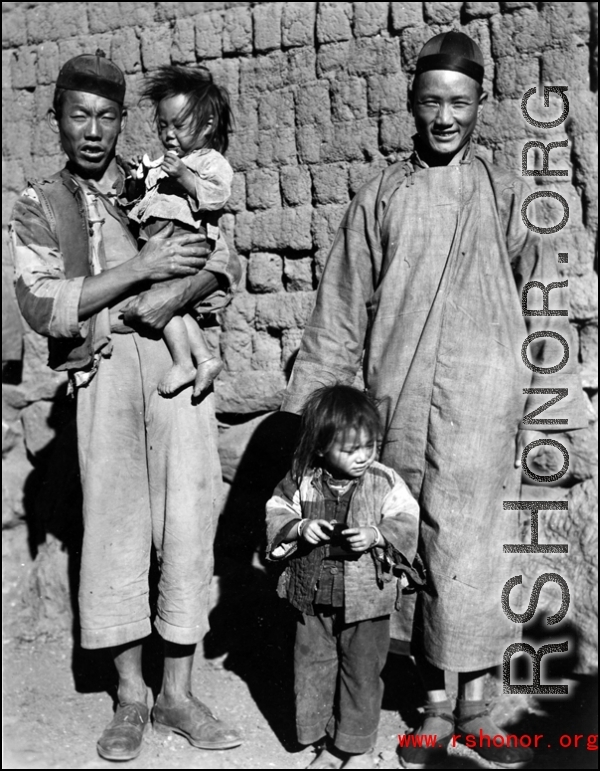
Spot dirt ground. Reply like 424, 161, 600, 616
3, 533, 598, 770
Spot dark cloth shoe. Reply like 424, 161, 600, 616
398, 699, 455, 769
96, 701, 149, 761
152, 695, 242, 750
455, 699, 534, 768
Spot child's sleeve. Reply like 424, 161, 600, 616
375, 469, 424, 585
184, 151, 233, 212
265, 471, 304, 562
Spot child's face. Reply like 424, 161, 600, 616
157, 94, 209, 157
319, 427, 377, 480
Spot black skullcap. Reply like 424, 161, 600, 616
56, 49, 126, 105
415, 31, 484, 85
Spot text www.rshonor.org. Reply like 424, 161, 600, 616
398, 732, 599, 751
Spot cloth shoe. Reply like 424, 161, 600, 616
454, 699, 533, 768
96, 701, 149, 761
398, 698, 455, 769
152, 694, 242, 750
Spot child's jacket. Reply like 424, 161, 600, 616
266, 461, 420, 624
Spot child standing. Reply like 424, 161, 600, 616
266, 385, 421, 769
128, 65, 233, 397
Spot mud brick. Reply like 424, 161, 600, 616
3, 7, 27, 48
253, 3, 282, 52
501, 1, 536, 9
317, 2, 352, 44
317, 41, 351, 78
423, 2, 462, 24
88, 2, 155, 33
228, 132, 259, 172
257, 127, 297, 168
110, 27, 142, 74
284, 256, 314, 292
10, 47, 36, 89
252, 205, 312, 251
282, 327, 305, 368
33, 85, 52, 122
255, 291, 316, 331
195, 10, 224, 59
247, 169, 281, 210
221, 329, 253, 372
312, 204, 347, 250
140, 24, 172, 71
171, 18, 196, 64
390, 3, 423, 31
348, 36, 401, 76
282, 2, 316, 48
321, 118, 380, 163
252, 331, 283, 371
239, 52, 285, 95
464, 2, 500, 17
27, 2, 88, 43
248, 253, 284, 293
295, 82, 331, 126
224, 173, 246, 214
569, 273, 599, 322
34, 41, 57, 85
206, 58, 240, 97
542, 2, 590, 41
223, 6, 252, 55
495, 55, 540, 100
348, 160, 390, 195
297, 124, 328, 164
490, 9, 549, 58
331, 77, 367, 121
257, 89, 295, 131
233, 210, 254, 252
2, 50, 12, 91
285, 46, 317, 84
542, 47, 590, 92
401, 25, 434, 72
281, 166, 312, 206
222, 292, 256, 331
367, 72, 406, 115
311, 163, 349, 205
353, 2, 389, 37
2, 122, 33, 162
5, 87, 34, 124
380, 111, 415, 154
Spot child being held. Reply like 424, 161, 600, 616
266, 385, 421, 769
129, 65, 233, 397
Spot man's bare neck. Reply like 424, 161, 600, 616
71, 157, 121, 195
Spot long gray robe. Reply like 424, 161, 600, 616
282, 144, 584, 671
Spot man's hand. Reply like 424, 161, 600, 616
134, 222, 209, 282
121, 279, 190, 331
300, 519, 334, 546
342, 527, 379, 552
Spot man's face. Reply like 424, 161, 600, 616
49, 90, 125, 177
410, 70, 485, 159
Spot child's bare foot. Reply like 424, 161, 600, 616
306, 746, 344, 769
193, 357, 224, 397
157, 364, 196, 396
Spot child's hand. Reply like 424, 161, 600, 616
342, 527, 379, 552
300, 519, 334, 546
127, 154, 144, 179
162, 151, 187, 179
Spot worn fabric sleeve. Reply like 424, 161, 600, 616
281, 187, 380, 414
185, 150, 233, 213
497, 172, 589, 430
192, 230, 242, 314
265, 471, 303, 561
10, 190, 85, 338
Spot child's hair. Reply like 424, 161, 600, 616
140, 65, 232, 153
292, 385, 381, 482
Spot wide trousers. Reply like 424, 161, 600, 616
76, 332, 222, 649
295, 608, 390, 754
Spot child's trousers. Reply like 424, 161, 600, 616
294, 607, 390, 754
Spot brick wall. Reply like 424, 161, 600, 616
2, 2, 598, 666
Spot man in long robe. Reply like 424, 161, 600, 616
282, 32, 585, 768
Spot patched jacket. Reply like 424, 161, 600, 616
266, 461, 421, 624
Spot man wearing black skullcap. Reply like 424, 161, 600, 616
10, 51, 242, 760
282, 31, 585, 769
